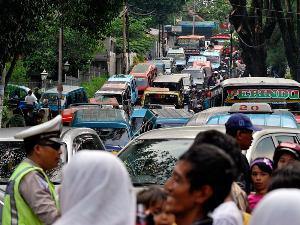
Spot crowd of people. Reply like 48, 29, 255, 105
2, 113, 300, 225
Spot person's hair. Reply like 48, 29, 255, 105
179, 144, 235, 213
137, 185, 167, 210
268, 161, 300, 192
192, 130, 240, 179
250, 157, 273, 175
226, 127, 239, 138
23, 138, 36, 156
28, 90, 32, 95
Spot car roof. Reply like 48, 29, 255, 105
151, 109, 193, 118
153, 75, 183, 83
44, 85, 84, 94
73, 108, 128, 123
136, 125, 225, 139
0, 126, 75, 141
134, 124, 300, 140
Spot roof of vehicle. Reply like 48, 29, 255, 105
43, 85, 84, 94
182, 67, 204, 72
101, 82, 128, 91
151, 109, 193, 118
167, 48, 185, 54
201, 50, 220, 56
7, 84, 31, 92
135, 124, 300, 140
135, 125, 224, 140
109, 74, 134, 82
73, 108, 128, 123
220, 77, 300, 87
153, 75, 184, 83
177, 35, 205, 39
144, 88, 179, 95
187, 106, 230, 126
0, 126, 78, 141
131, 109, 153, 118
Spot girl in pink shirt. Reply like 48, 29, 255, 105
248, 157, 273, 213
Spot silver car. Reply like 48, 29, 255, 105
118, 125, 300, 186
0, 127, 105, 184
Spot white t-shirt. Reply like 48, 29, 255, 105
211, 201, 243, 225
25, 94, 37, 105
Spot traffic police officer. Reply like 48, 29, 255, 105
2, 115, 63, 225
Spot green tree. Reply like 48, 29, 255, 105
186, 0, 231, 22
0, 0, 123, 124
110, 17, 155, 57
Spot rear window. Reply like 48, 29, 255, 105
0, 141, 66, 183
207, 114, 297, 128
118, 139, 193, 186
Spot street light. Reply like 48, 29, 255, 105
64, 61, 70, 83
40, 69, 48, 92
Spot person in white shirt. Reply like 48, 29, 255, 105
25, 89, 37, 105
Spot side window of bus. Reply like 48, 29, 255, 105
66, 95, 73, 106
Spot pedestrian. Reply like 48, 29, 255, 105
33, 87, 41, 100
268, 161, 300, 191
53, 151, 136, 225
249, 189, 300, 225
192, 130, 245, 225
225, 113, 261, 194
25, 89, 37, 106
137, 186, 175, 225
272, 142, 300, 169
247, 157, 273, 213
165, 144, 235, 225
2, 115, 63, 225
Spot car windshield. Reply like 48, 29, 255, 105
136, 77, 148, 87
131, 117, 144, 134
118, 139, 193, 185
207, 114, 298, 128
183, 70, 205, 79
0, 141, 65, 183
204, 55, 220, 64
40, 93, 61, 105
93, 128, 130, 147
95, 94, 123, 105
132, 64, 149, 73
144, 94, 179, 106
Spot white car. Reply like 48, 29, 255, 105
118, 125, 300, 186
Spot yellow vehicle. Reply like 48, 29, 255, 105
141, 87, 184, 109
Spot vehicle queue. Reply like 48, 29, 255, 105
3, 43, 300, 225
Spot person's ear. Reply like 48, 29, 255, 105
193, 185, 213, 205
33, 144, 43, 156
236, 130, 243, 141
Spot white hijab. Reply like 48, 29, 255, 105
249, 188, 300, 225
54, 151, 136, 225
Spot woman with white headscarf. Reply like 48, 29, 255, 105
249, 188, 300, 225
54, 151, 136, 225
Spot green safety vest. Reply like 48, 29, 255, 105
2, 161, 59, 225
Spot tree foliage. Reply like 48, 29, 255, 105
128, 0, 186, 23
110, 17, 155, 56
186, 0, 231, 22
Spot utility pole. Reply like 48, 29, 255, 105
122, 0, 128, 74
192, 0, 195, 35
126, 3, 130, 71
57, 27, 63, 114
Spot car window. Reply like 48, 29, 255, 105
281, 116, 298, 128
0, 141, 25, 183
252, 137, 275, 161
264, 114, 281, 127
275, 135, 298, 145
72, 133, 105, 153
118, 139, 193, 185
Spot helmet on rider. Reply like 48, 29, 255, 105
273, 142, 300, 169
